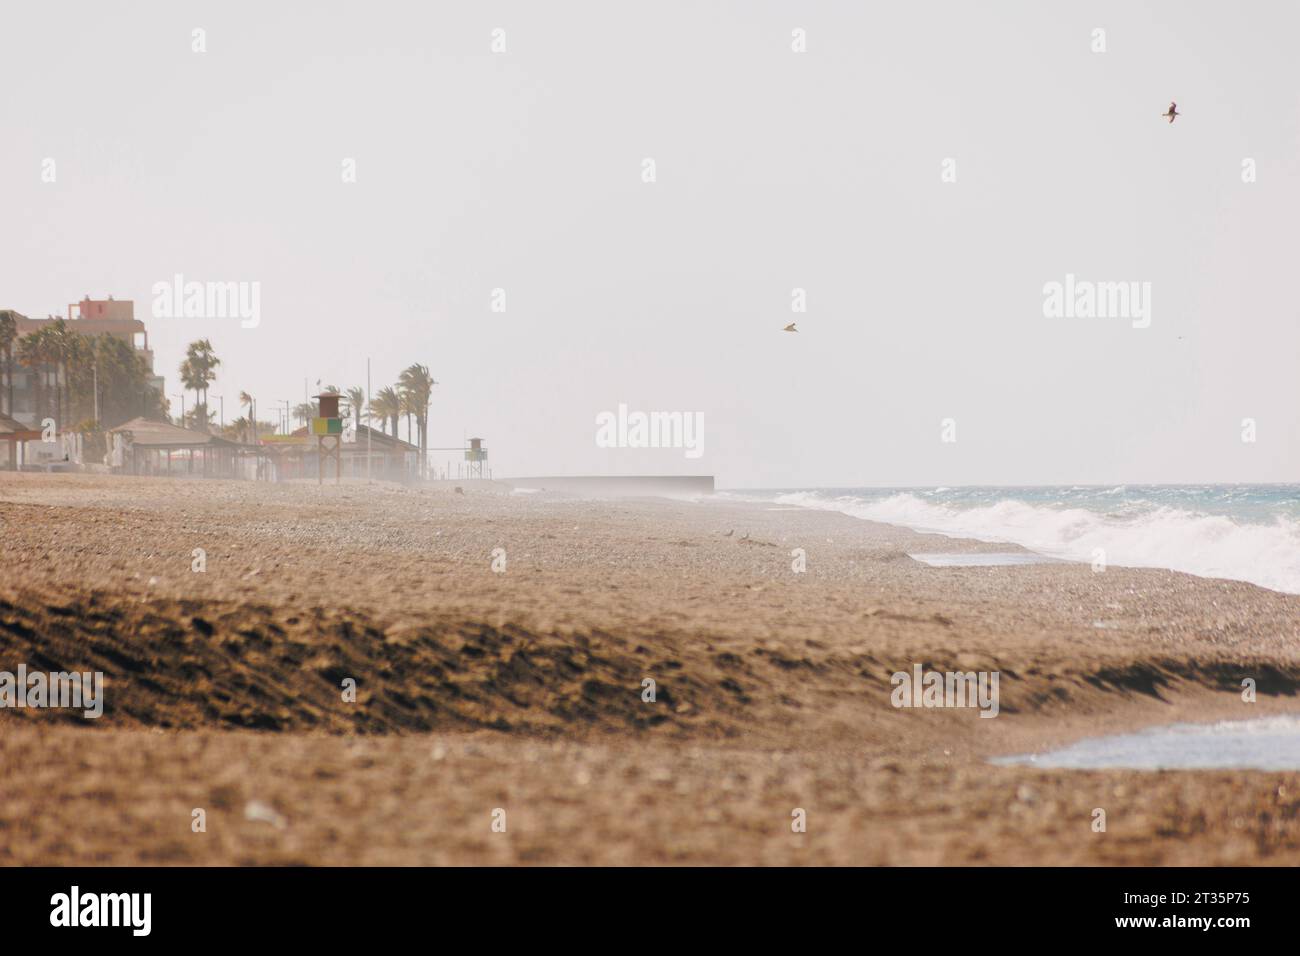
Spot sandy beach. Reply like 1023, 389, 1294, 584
2, 472, 1299, 865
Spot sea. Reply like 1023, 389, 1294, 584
726, 484, 1300, 595
992, 714, 1300, 771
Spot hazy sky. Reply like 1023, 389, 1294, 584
3, 1, 1297, 487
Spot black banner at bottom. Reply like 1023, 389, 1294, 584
0, 866, 1276, 941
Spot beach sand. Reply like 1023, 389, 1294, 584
2, 472, 1299, 865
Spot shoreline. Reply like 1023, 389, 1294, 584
721, 486, 1300, 597
2, 473, 1299, 864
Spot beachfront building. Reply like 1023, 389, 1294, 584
261, 423, 421, 482
97, 417, 417, 483
108, 417, 267, 479
1, 296, 166, 428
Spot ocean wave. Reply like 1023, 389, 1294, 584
768, 491, 1300, 594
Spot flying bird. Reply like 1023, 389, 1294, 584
1161, 101, 1179, 123
783, 322, 798, 332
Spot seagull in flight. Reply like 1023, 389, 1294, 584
783, 322, 798, 332
1161, 101, 1179, 123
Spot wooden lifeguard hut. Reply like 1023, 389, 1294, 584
312, 392, 343, 483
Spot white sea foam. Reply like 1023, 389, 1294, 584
993, 714, 1300, 770
764, 491, 1300, 594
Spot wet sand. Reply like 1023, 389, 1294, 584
2, 473, 1299, 864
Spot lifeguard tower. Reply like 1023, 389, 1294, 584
312, 392, 343, 483
465, 437, 488, 479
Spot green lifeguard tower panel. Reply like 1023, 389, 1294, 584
312, 393, 343, 482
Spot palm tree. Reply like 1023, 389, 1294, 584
92, 334, 159, 428
48, 317, 89, 426
223, 416, 251, 443
179, 359, 200, 426
186, 402, 216, 431
45, 325, 62, 422
14, 332, 38, 420
181, 340, 220, 429
346, 386, 366, 434
0, 311, 17, 416
17, 327, 53, 423
239, 391, 256, 443
372, 387, 400, 438
44, 318, 79, 427
293, 402, 316, 429
398, 364, 436, 478
64, 332, 95, 426
399, 388, 416, 445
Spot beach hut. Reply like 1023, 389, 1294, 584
107, 417, 265, 479
269, 422, 418, 482
347, 425, 420, 481
0, 411, 43, 470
